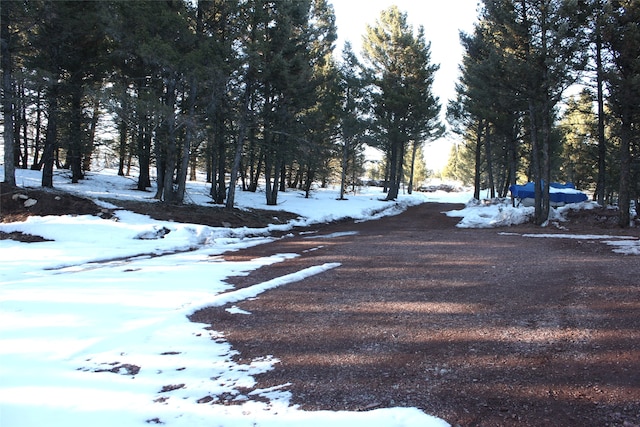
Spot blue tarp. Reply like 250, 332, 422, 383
509, 182, 589, 204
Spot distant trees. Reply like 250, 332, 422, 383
448, 0, 639, 227
557, 90, 599, 190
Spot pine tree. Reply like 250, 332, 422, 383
249, 0, 316, 206
602, 0, 640, 227
104, 1, 163, 190
33, 1, 110, 184
558, 90, 599, 189
298, 0, 339, 199
479, 0, 588, 223
337, 42, 368, 200
361, 6, 441, 201
449, 22, 525, 200
588, 0, 609, 205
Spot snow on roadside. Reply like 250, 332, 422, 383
446, 201, 534, 228
448, 197, 640, 255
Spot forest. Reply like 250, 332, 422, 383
1, 0, 639, 226
446, 0, 639, 226
1, 0, 439, 207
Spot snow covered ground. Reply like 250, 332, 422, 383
1, 169, 638, 427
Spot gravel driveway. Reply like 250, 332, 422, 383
192, 202, 640, 427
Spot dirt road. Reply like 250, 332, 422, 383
192, 202, 640, 427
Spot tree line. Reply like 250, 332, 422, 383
446, 0, 639, 227
1, 0, 441, 208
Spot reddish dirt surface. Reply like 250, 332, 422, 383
2, 182, 639, 426
191, 204, 640, 427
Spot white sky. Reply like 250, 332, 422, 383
331, 0, 481, 170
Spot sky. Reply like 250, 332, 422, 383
331, 0, 482, 171
1, 167, 638, 427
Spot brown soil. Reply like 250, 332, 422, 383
2, 181, 639, 426
0, 182, 300, 240
191, 204, 640, 427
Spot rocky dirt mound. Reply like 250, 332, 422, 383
0, 182, 300, 242
1, 183, 109, 221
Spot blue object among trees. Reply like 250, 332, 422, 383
509, 182, 589, 206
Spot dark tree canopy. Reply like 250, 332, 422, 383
361, 6, 441, 200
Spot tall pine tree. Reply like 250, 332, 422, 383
602, 1, 640, 227
362, 6, 441, 201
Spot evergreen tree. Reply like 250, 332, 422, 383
200, 0, 242, 206
298, 0, 339, 199
404, 143, 429, 190
477, 0, 588, 223
147, 1, 194, 203
468, 23, 526, 197
588, 0, 609, 205
558, 90, 599, 190
32, 1, 110, 185
104, 1, 165, 190
601, 0, 640, 227
251, 0, 316, 206
337, 42, 368, 200
29, 0, 70, 188
361, 6, 441, 201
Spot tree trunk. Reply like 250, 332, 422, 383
31, 89, 44, 170
408, 140, 417, 195
386, 139, 400, 200
158, 77, 178, 203
618, 110, 631, 227
508, 119, 519, 204
539, 15, 551, 223
19, 81, 29, 169
118, 119, 127, 176
209, 132, 226, 204
279, 163, 287, 192
483, 123, 495, 199
42, 98, 58, 188
69, 85, 85, 183
528, 101, 545, 225
595, 27, 606, 206
264, 138, 282, 206
1, 0, 16, 186
215, 135, 226, 203
137, 118, 152, 190
473, 119, 484, 200
176, 79, 197, 203
227, 86, 251, 209
84, 100, 100, 173
338, 139, 349, 200
251, 154, 263, 192
303, 165, 314, 199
